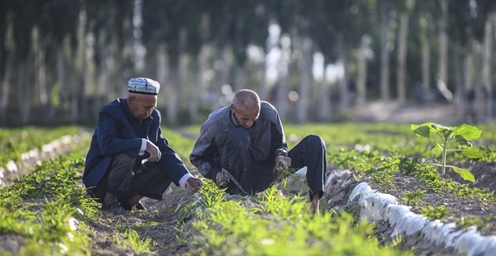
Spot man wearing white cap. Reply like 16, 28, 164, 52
83, 77, 203, 214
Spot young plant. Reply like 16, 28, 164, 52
421, 205, 448, 221
403, 189, 426, 206
411, 122, 484, 182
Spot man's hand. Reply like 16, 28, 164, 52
145, 140, 161, 162
216, 168, 231, 187
275, 155, 292, 168
186, 177, 203, 190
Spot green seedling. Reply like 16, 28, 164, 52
411, 122, 484, 182
421, 205, 448, 221
403, 189, 426, 206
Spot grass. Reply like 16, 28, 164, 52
0, 126, 84, 168
185, 181, 412, 256
1, 122, 496, 255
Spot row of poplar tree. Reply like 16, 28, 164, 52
0, 0, 495, 126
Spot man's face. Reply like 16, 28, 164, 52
128, 94, 157, 120
231, 105, 260, 129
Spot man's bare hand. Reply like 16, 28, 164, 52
275, 155, 292, 168
186, 177, 203, 190
216, 168, 230, 187
145, 140, 161, 162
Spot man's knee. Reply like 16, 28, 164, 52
111, 154, 136, 168
303, 134, 325, 148
107, 154, 136, 186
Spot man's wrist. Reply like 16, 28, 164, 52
275, 148, 288, 157
139, 139, 147, 156
179, 173, 193, 187
208, 167, 222, 180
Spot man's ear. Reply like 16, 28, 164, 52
128, 95, 136, 103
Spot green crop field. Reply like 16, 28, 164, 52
1, 123, 495, 255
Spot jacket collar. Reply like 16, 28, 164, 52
121, 98, 154, 123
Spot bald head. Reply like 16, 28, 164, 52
232, 89, 260, 112
230, 89, 260, 129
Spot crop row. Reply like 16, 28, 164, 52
0, 123, 495, 255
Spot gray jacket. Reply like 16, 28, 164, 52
190, 101, 288, 179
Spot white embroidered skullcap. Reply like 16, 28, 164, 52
128, 77, 160, 95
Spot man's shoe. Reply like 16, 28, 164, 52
120, 200, 147, 211
102, 202, 126, 214
135, 202, 147, 210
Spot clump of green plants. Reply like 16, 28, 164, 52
456, 215, 493, 230
402, 189, 426, 206
421, 205, 448, 221
188, 182, 412, 255
411, 122, 484, 182
114, 228, 156, 253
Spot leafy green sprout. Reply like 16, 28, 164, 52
402, 189, 426, 206
411, 122, 484, 182
420, 205, 448, 221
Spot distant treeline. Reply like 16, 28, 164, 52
0, 0, 495, 126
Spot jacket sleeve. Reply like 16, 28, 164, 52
273, 109, 288, 157
155, 126, 190, 185
97, 112, 142, 157
190, 124, 222, 180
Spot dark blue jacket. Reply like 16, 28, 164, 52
83, 98, 189, 190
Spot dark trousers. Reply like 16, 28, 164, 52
89, 154, 171, 203
222, 128, 326, 198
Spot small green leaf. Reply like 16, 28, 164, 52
431, 123, 453, 138
455, 135, 471, 147
452, 124, 482, 140
451, 166, 475, 182
463, 147, 484, 159
412, 125, 431, 138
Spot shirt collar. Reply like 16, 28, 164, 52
229, 108, 240, 126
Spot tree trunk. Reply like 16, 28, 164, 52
453, 45, 464, 119
157, 43, 167, 108
357, 36, 368, 106
57, 45, 66, 121
35, 32, 48, 120
79, 24, 89, 123
96, 37, 110, 122
258, 54, 268, 101
318, 57, 331, 121
18, 59, 31, 125
421, 14, 432, 102
276, 35, 291, 121
177, 28, 187, 111
463, 47, 472, 110
396, 12, 409, 103
0, 69, 10, 125
297, 36, 312, 123
189, 45, 208, 123
166, 66, 178, 125
212, 45, 231, 111
482, 16, 493, 118
233, 63, 246, 92
70, 43, 79, 124
380, 7, 391, 102
338, 38, 350, 111
438, 0, 449, 89
156, 42, 177, 125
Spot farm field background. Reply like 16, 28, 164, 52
0, 122, 495, 255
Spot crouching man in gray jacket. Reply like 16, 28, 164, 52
190, 89, 326, 214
